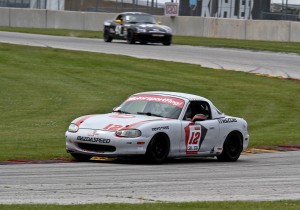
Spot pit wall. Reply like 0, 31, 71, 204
1, 7, 299, 42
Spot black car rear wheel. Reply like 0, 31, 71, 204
103, 28, 113, 42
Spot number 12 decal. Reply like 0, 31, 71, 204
185, 124, 201, 154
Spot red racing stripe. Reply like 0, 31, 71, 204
75, 115, 99, 126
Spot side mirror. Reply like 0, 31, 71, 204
115, 20, 122, 24
157, 21, 161, 25
112, 107, 121, 112
191, 114, 207, 122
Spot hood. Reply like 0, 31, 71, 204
133, 23, 171, 33
73, 113, 166, 131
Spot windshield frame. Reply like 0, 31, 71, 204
123, 14, 157, 24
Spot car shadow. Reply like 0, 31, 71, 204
87, 156, 249, 165
102, 40, 165, 46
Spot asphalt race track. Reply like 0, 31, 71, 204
0, 151, 300, 204
0, 31, 300, 80
0, 31, 299, 204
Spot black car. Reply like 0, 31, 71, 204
103, 12, 172, 45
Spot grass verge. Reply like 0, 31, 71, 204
1, 201, 300, 210
0, 26, 300, 53
0, 43, 299, 161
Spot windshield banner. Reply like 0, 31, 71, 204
126, 94, 185, 108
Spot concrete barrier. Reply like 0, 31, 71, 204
290, 22, 300, 42
156, 16, 205, 36
10, 8, 46, 28
246, 20, 290, 42
83, 12, 115, 31
203, 18, 246, 40
0, 8, 299, 42
47, 10, 84, 30
0, 7, 10, 26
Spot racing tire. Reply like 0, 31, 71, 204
140, 40, 148, 45
71, 153, 92, 162
146, 134, 170, 164
217, 131, 243, 162
103, 28, 113, 42
162, 41, 171, 46
127, 30, 136, 44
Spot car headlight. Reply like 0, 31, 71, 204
68, 123, 79, 133
115, 129, 141, 138
137, 28, 147, 33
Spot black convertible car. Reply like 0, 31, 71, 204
103, 12, 172, 45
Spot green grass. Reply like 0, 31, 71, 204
1, 26, 300, 53
0, 43, 299, 161
1, 201, 300, 210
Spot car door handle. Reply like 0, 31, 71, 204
209, 127, 215, 130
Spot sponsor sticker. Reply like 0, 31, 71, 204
126, 94, 184, 108
218, 118, 237, 124
77, 136, 110, 143
152, 126, 169, 131
152, 34, 164, 37
184, 124, 201, 154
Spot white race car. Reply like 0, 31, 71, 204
66, 92, 249, 163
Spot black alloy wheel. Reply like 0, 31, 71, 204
103, 28, 113, 42
217, 131, 243, 162
146, 134, 170, 164
127, 30, 136, 44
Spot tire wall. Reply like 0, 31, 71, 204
1, 7, 300, 42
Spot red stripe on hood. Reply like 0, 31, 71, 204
75, 115, 99, 126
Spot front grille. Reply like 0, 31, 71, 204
77, 143, 116, 153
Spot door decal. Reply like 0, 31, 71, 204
184, 123, 208, 154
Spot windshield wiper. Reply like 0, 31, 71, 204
113, 110, 131, 114
137, 112, 163, 118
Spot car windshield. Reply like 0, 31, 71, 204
116, 94, 185, 119
124, 14, 156, 24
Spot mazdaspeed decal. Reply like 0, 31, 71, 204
77, 136, 110, 143
218, 118, 237, 124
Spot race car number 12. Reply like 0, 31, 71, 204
186, 127, 201, 153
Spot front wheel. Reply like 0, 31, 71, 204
146, 134, 170, 164
217, 132, 243, 162
127, 30, 136, 44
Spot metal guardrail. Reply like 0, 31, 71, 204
262, 12, 300, 21
0, 0, 299, 21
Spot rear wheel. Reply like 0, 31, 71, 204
217, 131, 243, 162
127, 30, 136, 44
71, 153, 92, 162
146, 134, 170, 164
103, 28, 113, 42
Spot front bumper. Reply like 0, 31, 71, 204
65, 129, 151, 157
134, 33, 172, 43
